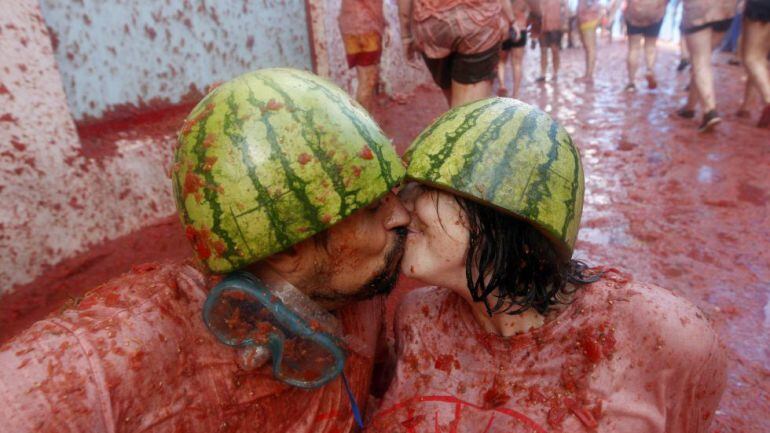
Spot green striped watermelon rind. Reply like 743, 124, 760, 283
404, 97, 584, 259
172, 68, 405, 273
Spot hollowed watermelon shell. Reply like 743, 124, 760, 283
173, 68, 405, 273
405, 97, 584, 259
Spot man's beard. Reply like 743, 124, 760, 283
312, 227, 407, 306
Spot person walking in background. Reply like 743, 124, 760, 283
338, 0, 386, 111
537, 0, 567, 82
676, 0, 737, 132
398, 0, 505, 107
623, 0, 669, 92
567, 0, 579, 47
577, 0, 602, 82
497, 0, 531, 98
740, 0, 770, 127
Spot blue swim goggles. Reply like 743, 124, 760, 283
202, 271, 364, 426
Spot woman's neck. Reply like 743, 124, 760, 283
468, 301, 546, 337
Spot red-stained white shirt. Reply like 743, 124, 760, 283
625, 0, 668, 26
0, 262, 382, 433
367, 270, 727, 433
682, 0, 736, 29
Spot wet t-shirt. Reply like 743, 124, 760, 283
625, 0, 668, 26
339, 0, 385, 36
578, 0, 602, 23
0, 262, 382, 433
367, 270, 727, 433
682, 0, 737, 29
540, 0, 566, 31
412, 0, 500, 22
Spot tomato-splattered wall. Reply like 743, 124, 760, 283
39, 0, 313, 123
0, 1, 176, 293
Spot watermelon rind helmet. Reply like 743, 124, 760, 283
404, 97, 584, 260
173, 68, 405, 273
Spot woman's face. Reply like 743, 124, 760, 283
399, 183, 470, 290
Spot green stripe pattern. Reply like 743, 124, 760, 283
172, 68, 405, 273
405, 97, 584, 258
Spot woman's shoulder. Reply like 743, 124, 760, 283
584, 269, 723, 367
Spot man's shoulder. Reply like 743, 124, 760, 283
58, 260, 208, 322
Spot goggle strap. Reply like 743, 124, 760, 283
342, 371, 364, 429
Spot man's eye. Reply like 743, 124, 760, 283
367, 203, 381, 213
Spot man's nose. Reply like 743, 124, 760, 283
380, 192, 411, 230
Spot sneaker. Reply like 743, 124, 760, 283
758, 105, 770, 128
698, 110, 721, 132
535, 76, 546, 83
645, 74, 658, 90
624, 83, 637, 93
676, 107, 696, 119
676, 59, 690, 72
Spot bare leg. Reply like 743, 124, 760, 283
742, 19, 770, 105
354, 64, 378, 112
738, 78, 756, 115
512, 47, 525, 98
552, 46, 561, 80
627, 34, 643, 86
441, 88, 452, 105
680, 36, 690, 61
451, 79, 494, 107
685, 28, 719, 112
644, 36, 659, 88
497, 49, 509, 95
539, 41, 548, 80
678, 35, 691, 71
580, 26, 597, 80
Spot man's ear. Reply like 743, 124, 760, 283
263, 238, 317, 275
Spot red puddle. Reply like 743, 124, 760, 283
1, 42, 768, 432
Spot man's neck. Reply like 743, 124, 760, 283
246, 264, 344, 335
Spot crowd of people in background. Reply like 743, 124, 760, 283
338, 0, 770, 130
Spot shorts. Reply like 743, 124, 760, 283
627, 19, 664, 37
745, 0, 770, 23
682, 17, 734, 35
502, 29, 527, 51
422, 43, 500, 90
342, 32, 382, 68
539, 30, 563, 48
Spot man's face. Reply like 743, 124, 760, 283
308, 192, 410, 307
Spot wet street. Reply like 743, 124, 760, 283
1, 41, 768, 432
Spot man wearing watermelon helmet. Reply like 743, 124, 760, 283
367, 97, 727, 432
0, 68, 409, 433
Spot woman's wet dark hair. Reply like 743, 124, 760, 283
453, 196, 600, 317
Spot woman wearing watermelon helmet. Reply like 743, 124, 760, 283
367, 98, 727, 432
